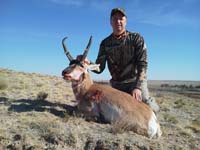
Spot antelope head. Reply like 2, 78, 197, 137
62, 36, 99, 83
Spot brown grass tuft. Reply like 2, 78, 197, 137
36, 92, 48, 100
164, 114, 179, 124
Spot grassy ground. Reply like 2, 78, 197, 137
0, 68, 199, 150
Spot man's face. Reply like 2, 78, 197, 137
110, 12, 127, 35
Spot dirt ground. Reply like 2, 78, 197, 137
0, 68, 199, 150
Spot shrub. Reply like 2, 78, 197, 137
36, 91, 48, 100
0, 77, 8, 90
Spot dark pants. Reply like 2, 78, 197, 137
110, 79, 160, 113
110, 79, 150, 102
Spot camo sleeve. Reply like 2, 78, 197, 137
134, 34, 148, 89
93, 41, 107, 74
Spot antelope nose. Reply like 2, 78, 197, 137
63, 74, 72, 80
62, 68, 68, 77
62, 69, 67, 76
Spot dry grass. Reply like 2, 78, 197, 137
111, 115, 132, 134
0, 68, 200, 150
163, 114, 179, 124
0, 76, 8, 90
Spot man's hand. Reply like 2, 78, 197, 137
132, 88, 142, 102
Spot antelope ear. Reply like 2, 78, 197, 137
86, 64, 100, 72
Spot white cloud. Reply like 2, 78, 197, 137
138, 10, 198, 27
183, 0, 198, 4
127, 1, 200, 28
50, 0, 83, 7
47, 0, 200, 28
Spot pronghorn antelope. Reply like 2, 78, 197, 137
61, 36, 162, 138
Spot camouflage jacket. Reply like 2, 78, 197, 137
95, 30, 148, 89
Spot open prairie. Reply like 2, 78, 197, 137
0, 68, 199, 150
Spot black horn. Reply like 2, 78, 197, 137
81, 36, 92, 62
62, 37, 74, 61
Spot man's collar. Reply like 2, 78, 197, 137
112, 30, 127, 40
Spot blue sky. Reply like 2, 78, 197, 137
1, 0, 200, 81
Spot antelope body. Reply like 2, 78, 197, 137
62, 36, 162, 138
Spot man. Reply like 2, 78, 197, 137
93, 8, 160, 113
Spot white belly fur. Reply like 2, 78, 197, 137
148, 112, 162, 138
